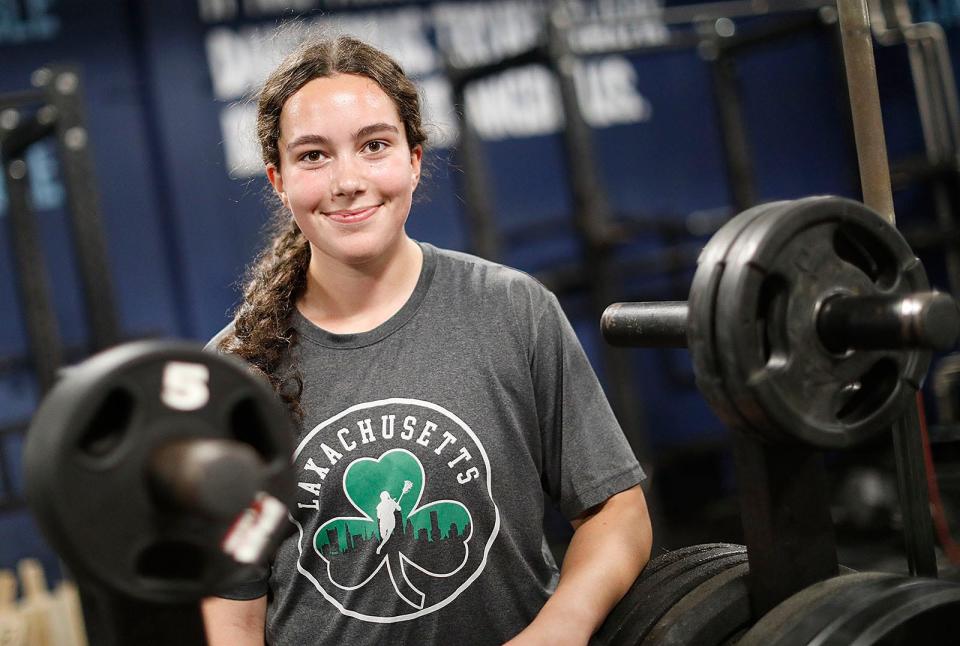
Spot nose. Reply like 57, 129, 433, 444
330, 156, 366, 198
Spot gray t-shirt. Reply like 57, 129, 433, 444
211, 243, 644, 645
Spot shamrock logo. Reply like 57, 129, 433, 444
313, 448, 472, 610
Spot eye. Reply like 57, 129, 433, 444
300, 150, 324, 163
363, 140, 388, 154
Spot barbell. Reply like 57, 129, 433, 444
23, 341, 296, 645
596, 194, 960, 645
602, 196, 960, 448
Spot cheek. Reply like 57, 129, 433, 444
368, 161, 416, 196
285, 175, 325, 210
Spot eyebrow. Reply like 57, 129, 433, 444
356, 123, 399, 139
285, 123, 400, 152
285, 134, 329, 151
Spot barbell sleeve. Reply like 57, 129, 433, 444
601, 301, 689, 348
818, 291, 960, 353
149, 438, 265, 520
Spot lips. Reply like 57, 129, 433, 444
325, 204, 380, 224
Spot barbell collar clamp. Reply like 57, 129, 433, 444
818, 291, 960, 353
601, 301, 689, 348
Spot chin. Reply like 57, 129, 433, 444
324, 234, 404, 268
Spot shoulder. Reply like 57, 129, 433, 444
426, 244, 562, 352
428, 244, 556, 312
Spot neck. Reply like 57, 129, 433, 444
297, 236, 423, 334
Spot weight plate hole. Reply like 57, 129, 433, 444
758, 275, 789, 369
834, 359, 898, 423
833, 224, 897, 289
78, 387, 134, 458
230, 397, 277, 461
136, 540, 206, 582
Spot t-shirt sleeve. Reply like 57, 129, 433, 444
203, 321, 235, 353
530, 291, 646, 520
211, 566, 270, 600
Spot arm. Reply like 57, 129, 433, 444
505, 484, 652, 646
202, 596, 267, 646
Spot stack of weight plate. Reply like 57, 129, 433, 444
591, 544, 752, 645
594, 196, 960, 645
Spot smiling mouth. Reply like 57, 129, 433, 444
325, 205, 380, 224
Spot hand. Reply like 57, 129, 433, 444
505, 486, 650, 646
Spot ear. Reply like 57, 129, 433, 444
410, 145, 423, 189
266, 163, 288, 208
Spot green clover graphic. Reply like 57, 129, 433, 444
314, 448, 472, 609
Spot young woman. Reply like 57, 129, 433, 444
204, 36, 652, 645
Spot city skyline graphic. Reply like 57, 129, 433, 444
317, 506, 472, 557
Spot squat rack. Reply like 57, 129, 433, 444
0, 66, 120, 510
445, 0, 948, 613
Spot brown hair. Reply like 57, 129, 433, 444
217, 36, 427, 418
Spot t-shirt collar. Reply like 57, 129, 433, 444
292, 241, 437, 349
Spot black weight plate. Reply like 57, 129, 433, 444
614, 552, 748, 644
642, 561, 751, 646
783, 575, 929, 646
594, 543, 741, 643
651, 563, 856, 646
593, 543, 739, 644
592, 544, 747, 645
737, 572, 897, 646
713, 196, 930, 448
689, 201, 793, 436
712, 197, 877, 445
818, 576, 960, 645
24, 341, 295, 602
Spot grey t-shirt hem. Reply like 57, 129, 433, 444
563, 464, 646, 520
213, 578, 268, 601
